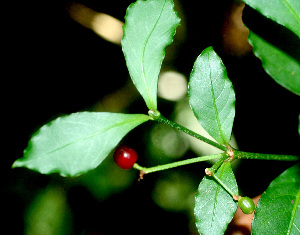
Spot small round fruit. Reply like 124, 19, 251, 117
113, 145, 138, 170
238, 196, 255, 214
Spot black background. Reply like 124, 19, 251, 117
4, 0, 300, 234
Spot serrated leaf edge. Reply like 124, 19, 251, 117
194, 162, 238, 234
244, 0, 300, 38
121, 0, 180, 110
12, 112, 150, 176
188, 47, 236, 145
247, 30, 300, 95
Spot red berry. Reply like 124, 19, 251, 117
113, 145, 138, 169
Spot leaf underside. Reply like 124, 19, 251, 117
188, 46, 236, 145
12, 112, 150, 176
122, 0, 180, 111
252, 163, 300, 234
194, 162, 238, 235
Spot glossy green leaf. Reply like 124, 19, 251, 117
122, 0, 180, 111
12, 112, 150, 176
252, 163, 300, 234
194, 162, 238, 235
188, 46, 236, 145
248, 30, 300, 95
243, 0, 300, 38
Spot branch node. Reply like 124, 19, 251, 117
226, 146, 234, 161
205, 168, 213, 176
148, 110, 161, 120
138, 170, 146, 181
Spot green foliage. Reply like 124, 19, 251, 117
188, 46, 236, 145
122, 0, 180, 111
11, 0, 300, 234
252, 163, 300, 234
243, 0, 300, 37
248, 31, 300, 95
194, 162, 238, 235
244, 0, 300, 95
12, 112, 150, 176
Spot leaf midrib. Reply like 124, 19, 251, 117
141, 0, 167, 109
211, 164, 228, 231
44, 117, 147, 155
208, 53, 225, 144
282, 0, 300, 30
287, 186, 300, 234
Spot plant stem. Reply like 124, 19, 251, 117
148, 110, 228, 152
233, 150, 300, 161
133, 154, 222, 175
206, 153, 229, 174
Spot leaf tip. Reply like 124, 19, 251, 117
11, 159, 23, 169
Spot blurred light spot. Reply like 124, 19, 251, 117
25, 186, 72, 235
150, 123, 188, 161
158, 71, 187, 101
77, 154, 135, 201
152, 172, 196, 212
68, 3, 123, 44
91, 13, 124, 44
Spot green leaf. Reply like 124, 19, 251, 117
248, 30, 300, 95
12, 112, 150, 176
122, 0, 180, 111
194, 162, 238, 235
252, 163, 300, 234
243, 0, 300, 38
188, 46, 236, 145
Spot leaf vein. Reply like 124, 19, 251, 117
45, 117, 141, 156
141, 0, 167, 108
208, 56, 224, 143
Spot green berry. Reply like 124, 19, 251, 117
238, 196, 255, 214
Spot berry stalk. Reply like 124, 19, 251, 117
133, 153, 222, 175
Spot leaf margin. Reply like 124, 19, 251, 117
247, 29, 300, 95
194, 161, 238, 235
12, 112, 150, 177
251, 163, 300, 234
121, 0, 181, 111
188, 46, 236, 145
243, 0, 300, 38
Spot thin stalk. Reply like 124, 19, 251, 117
148, 110, 228, 152
233, 150, 300, 161
133, 154, 222, 174
207, 153, 229, 174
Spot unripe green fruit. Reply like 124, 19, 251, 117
238, 196, 255, 214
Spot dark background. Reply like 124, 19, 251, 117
5, 0, 300, 234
